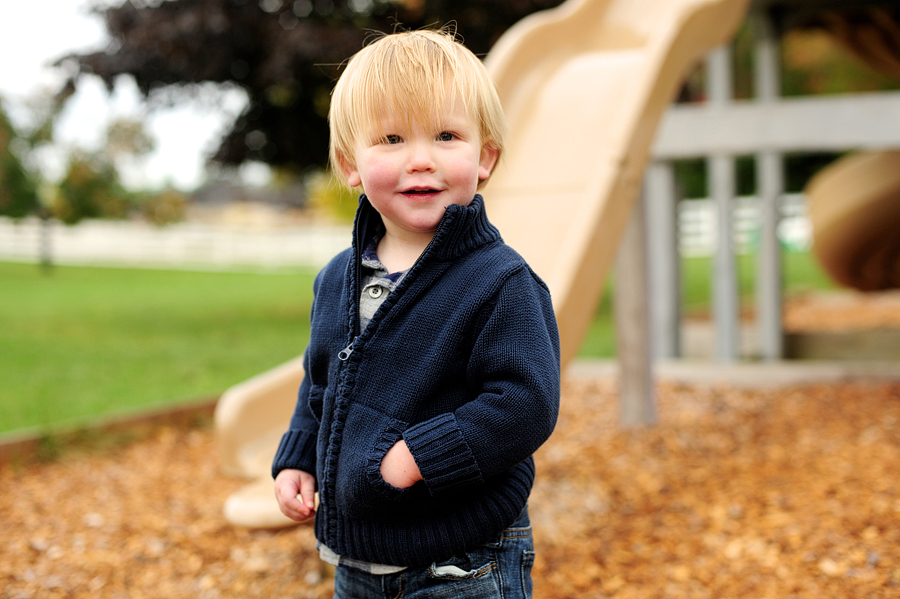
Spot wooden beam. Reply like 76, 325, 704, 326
615, 191, 656, 427
653, 91, 900, 158
753, 8, 785, 361
645, 162, 681, 359
707, 46, 741, 362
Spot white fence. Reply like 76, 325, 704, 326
0, 218, 351, 270
0, 195, 810, 269
678, 193, 810, 257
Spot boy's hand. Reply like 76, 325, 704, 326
380, 440, 423, 489
274, 469, 317, 522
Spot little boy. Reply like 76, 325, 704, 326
273, 28, 560, 598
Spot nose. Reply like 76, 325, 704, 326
406, 140, 435, 173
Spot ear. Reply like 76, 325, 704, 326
478, 145, 499, 182
338, 154, 362, 188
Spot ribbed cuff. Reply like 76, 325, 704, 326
403, 413, 483, 495
271, 430, 317, 479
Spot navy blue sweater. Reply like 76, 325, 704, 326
272, 194, 560, 567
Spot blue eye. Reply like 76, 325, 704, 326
385, 135, 402, 144
437, 132, 455, 141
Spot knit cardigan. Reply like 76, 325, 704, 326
272, 194, 561, 567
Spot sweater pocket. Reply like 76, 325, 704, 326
365, 419, 417, 502
334, 404, 423, 519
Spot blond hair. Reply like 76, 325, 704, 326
328, 28, 507, 188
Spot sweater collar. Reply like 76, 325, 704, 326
352, 194, 502, 262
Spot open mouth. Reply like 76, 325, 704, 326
402, 188, 440, 195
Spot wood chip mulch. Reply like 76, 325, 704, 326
2, 291, 900, 598
783, 289, 900, 331
3, 377, 899, 598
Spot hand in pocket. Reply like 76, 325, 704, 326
380, 440, 422, 489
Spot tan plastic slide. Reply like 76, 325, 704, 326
806, 150, 900, 292
215, 0, 751, 528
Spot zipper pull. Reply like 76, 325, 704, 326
338, 339, 355, 361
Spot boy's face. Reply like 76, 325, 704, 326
341, 102, 498, 244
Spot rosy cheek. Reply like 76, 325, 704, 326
363, 160, 397, 187
363, 171, 389, 191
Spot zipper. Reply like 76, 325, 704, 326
338, 338, 356, 361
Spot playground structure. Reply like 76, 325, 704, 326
788, 5, 900, 293
215, 0, 751, 528
215, 0, 900, 528
481, 0, 750, 367
806, 151, 900, 292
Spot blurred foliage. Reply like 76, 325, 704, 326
0, 89, 160, 229
682, 14, 900, 103
673, 152, 845, 200
58, 0, 565, 175
782, 152, 843, 193
0, 102, 40, 219
41, 116, 179, 226
38, 0, 900, 220
673, 157, 758, 200
781, 28, 900, 97
673, 9, 900, 201
54, 152, 132, 224
22, 80, 77, 148
52, 153, 189, 226
732, 19, 756, 101
143, 188, 189, 225
104, 118, 156, 161
307, 168, 360, 222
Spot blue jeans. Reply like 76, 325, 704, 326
333, 508, 535, 599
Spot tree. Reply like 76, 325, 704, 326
0, 101, 40, 219
53, 151, 131, 224
142, 188, 188, 225
52, 118, 156, 224
0, 90, 71, 272
57, 0, 564, 175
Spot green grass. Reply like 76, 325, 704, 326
577, 250, 837, 358
679, 250, 837, 315
1, 262, 315, 435
0, 250, 836, 435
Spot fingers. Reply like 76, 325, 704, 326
274, 469, 316, 522
276, 485, 309, 521
298, 470, 317, 511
